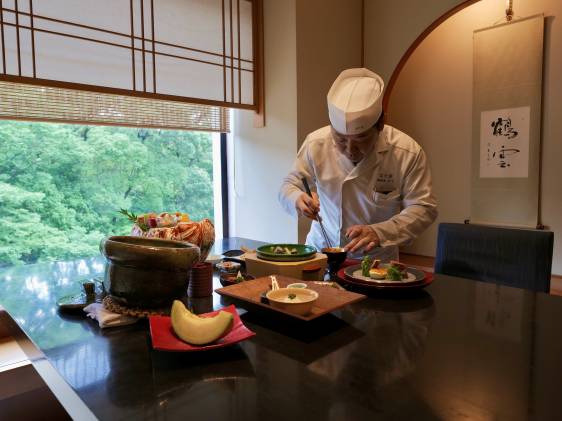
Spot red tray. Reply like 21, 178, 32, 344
149, 304, 255, 352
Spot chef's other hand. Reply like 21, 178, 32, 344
296, 192, 320, 220
344, 225, 380, 253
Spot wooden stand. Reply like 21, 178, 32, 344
244, 252, 328, 281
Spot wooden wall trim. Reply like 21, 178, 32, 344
382, 0, 482, 112
361, 0, 365, 67
253, 0, 265, 127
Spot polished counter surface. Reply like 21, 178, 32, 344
1, 237, 562, 420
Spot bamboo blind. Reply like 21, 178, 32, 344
0, 0, 258, 131
0, 80, 230, 131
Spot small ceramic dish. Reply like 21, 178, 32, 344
321, 247, 348, 273
287, 282, 307, 289
219, 273, 255, 287
265, 287, 319, 316
216, 261, 241, 274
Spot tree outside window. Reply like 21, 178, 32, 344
0, 121, 215, 268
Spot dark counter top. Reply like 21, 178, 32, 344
2, 237, 562, 420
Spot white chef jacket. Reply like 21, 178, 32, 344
278, 124, 437, 260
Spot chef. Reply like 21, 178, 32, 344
278, 68, 437, 260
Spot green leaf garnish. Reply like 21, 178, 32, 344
288, 294, 297, 300
361, 255, 372, 277
118, 208, 148, 231
386, 266, 403, 281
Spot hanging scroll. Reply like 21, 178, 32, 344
471, 14, 544, 227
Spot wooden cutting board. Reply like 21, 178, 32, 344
215, 275, 366, 321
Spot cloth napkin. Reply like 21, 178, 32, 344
84, 303, 138, 328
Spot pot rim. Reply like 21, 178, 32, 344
103, 235, 198, 250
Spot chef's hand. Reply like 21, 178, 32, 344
344, 225, 380, 253
296, 192, 320, 220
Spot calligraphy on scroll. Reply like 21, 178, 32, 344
480, 106, 530, 178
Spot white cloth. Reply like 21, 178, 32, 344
279, 124, 438, 260
84, 303, 138, 328
327, 68, 384, 135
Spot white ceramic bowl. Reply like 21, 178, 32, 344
266, 287, 319, 316
287, 282, 307, 289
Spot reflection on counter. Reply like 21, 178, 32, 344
48, 340, 111, 390
312, 294, 436, 418
0, 257, 104, 350
413, 277, 534, 420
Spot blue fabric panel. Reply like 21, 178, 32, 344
434, 223, 554, 292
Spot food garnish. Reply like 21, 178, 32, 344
361, 255, 372, 277
288, 294, 297, 300
120, 209, 191, 232
119, 208, 149, 232
273, 246, 298, 255
386, 265, 403, 281
235, 270, 245, 283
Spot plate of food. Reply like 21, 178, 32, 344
256, 244, 316, 262
339, 257, 430, 289
149, 302, 255, 352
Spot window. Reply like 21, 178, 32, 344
0, 120, 221, 268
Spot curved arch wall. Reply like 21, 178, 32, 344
366, 0, 562, 273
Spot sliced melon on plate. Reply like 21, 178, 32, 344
171, 300, 234, 345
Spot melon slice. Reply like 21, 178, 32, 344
171, 300, 234, 345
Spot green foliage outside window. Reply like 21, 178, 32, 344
0, 121, 215, 268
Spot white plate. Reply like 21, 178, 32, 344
351, 269, 418, 284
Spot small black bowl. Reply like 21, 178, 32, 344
321, 247, 348, 274
219, 273, 255, 287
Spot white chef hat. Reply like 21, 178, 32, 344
327, 68, 384, 135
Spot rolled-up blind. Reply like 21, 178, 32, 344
0, 80, 229, 131
0, 0, 258, 131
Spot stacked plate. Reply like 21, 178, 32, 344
188, 263, 214, 298
337, 264, 433, 291
256, 244, 316, 262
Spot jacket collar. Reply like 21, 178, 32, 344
343, 128, 389, 180
374, 126, 390, 154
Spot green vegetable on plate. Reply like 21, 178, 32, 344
361, 255, 372, 277
386, 266, 403, 281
